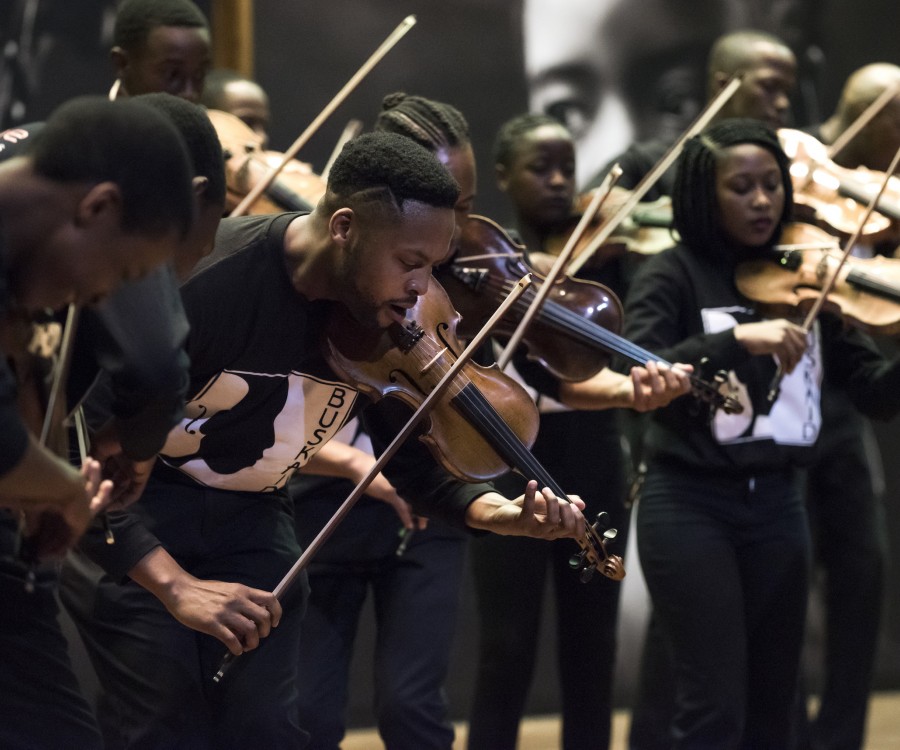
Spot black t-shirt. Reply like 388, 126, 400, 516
85, 213, 492, 579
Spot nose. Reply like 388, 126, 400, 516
406, 269, 430, 297
548, 168, 568, 188
180, 80, 201, 103
751, 185, 772, 208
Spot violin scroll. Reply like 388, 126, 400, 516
569, 511, 625, 582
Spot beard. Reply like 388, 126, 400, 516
337, 242, 384, 329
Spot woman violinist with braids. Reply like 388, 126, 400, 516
622, 118, 900, 748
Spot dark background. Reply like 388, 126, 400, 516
3, 0, 900, 728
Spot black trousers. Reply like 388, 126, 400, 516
637, 465, 811, 749
466, 410, 628, 750
60, 482, 309, 750
0, 553, 103, 750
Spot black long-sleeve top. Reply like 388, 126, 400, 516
623, 243, 900, 474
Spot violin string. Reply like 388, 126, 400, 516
406, 326, 610, 557
405, 329, 546, 480
478, 275, 723, 402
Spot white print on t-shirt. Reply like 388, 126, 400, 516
701, 307, 822, 446
160, 369, 358, 491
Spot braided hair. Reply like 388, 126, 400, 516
374, 92, 470, 154
673, 117, 792, 262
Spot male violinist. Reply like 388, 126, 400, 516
109, 0, 211, 104
61, 131, 663, 750
817, 63, 900, 176
0, 95, 195, 750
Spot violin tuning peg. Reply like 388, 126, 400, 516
603, 528, 618, 541
592, 511, 611, 531
579, 567, 596, 583
568, 551, 587, 571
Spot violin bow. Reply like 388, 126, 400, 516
320, 119, 364, 182
767, 144, 900, 402
565, 75, 742, 277
39, 304, 79, 448
213, 273, 532, 683
496, 166, 621, 370
229, 15, 417, 217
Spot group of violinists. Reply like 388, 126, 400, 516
1, 1, 899, 749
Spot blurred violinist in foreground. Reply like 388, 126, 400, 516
621, 117, 900, 748
0, 95, 195, 750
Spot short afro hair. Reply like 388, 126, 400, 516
114, 0, 208, 52
135, 92, 225, 208
29, 95, 194, 239
327, 131, 459, 213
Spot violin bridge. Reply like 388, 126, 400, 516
420, 348, 449, 375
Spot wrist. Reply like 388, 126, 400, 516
464, 491, 506, 532
128, 546, 193, 604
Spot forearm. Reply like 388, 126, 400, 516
127, 545, 191, 602
302, 440, 373, 482
558, 368, 633, 410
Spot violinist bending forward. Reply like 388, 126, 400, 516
0, 98, 196, 749
622, 119, 900, 748
72, 132, 689, 750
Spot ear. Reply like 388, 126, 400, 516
192, 175, 209, 199
74, 182, 122, 229
110, 46, 129, 79
328, 208, 353, 246
495, 163, 509, 193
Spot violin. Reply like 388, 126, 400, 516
0, 308, 79, 570
206, 108, 326, 215
735, 222, 900, 335
438, 215, 742, 414
541, 188, 678, 273
324, 278, 625, 583
778, 129, 900, 244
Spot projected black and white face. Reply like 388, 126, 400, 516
523, 0, 730, 184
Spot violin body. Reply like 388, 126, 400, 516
324, 281, 540, 483
207, 109, 326, 215
778, 129, 900, 244
441, 214, 624, 382
543, 188, 678, 270
323, 278, 625, 581
440, 215, 742, 414
736, 222, 900, 335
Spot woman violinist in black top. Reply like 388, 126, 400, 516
622, 118, 900, 748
